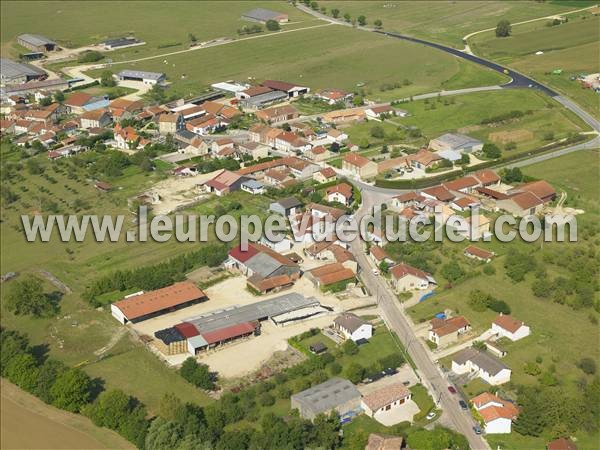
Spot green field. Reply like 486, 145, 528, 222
470, 12, 600, 118
85, 25, 507, 100
405, 149, 600, 450
319, 1, 588, 47
0, 1, 316, 59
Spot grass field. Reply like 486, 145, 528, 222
406, 149, 600, 450
86, 25, 507, 100
319, 1, 587, 47
470, 12, 600, 118
0, 1, 315, 59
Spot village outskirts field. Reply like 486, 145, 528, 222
1, 0, 599, 448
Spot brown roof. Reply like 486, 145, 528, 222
318, 167, 336, 178
261, 79, 298, 91
365, 433, 404, 450
362, 383, 410, 411
81, 109, 109, 121
430, 316, 470, 337
508, 191, 544, 210
159, 113, 181, 123
242, 86, 272, 97
464, 245, 494, 260
453, 196, 479, 209
109, 98, 142, 111
343, 152, 373, 168
310, 263, 355, 285
64, 92, 93, 107
471, 392, 519, 423
394, 191, 420, 203
311, 145, 327, 155
547, 438, 578, 450
390, 263, 430, 281
326, 182, 353, 199
112, 282, 206, 320
265, 168, 291, 182
333, 312, 368, 333
369, 105, 394, 114
247, 274, 293, 292
476, 186, 509, 200
370, 245, 390, 262
511, 180, 556, 201
408, 148, 442, 166
255, 104, 298, 121
329, 245, 355, 263
473, 169, 500, 185
493, 314, 525, 334
443, 176, 480, 192
422, 185, 455, 202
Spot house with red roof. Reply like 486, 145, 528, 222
201, 169, 248, 196
342, 153, 378, 180
491, 314, 530, 341
313, 167, 337, 184
314, 88, 352, 105
547, 438, 578, 450
471, 392, 519, 434
326, 182, 353, 205
429, 316, 471, 347
390, 263, 436, 292
464, 245, 495, 262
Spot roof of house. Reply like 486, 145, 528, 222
316, 88, 350, 101
394, 191, 420, 203
443, 176, 480, 192
310, 263, 355, 285
508, 191, 544, 210
476, 186, 510, 200
109, 98, 142, 111
64, 92, 93, 107
318, 167, 336, 178
493, 314, 525, 334
464, 245, 494, 260
311, 145, 328, 155
343, 152, 373, 168
255, 104, 298, 120
305, 202, 347, 220
452, 348, 509, 376
333, 312, 368, 333
242, 85, 272, 97
262, 80, 300, 92
390, 263, 430, 281
159, 113, 181, 123
229, 243, 259, 263
422, 185, 455, 202
370, 245, 390, 262
265, 168, 291, 182
430, 316, 470, 337
329, 245, 355, 264
368, 105, 394, 114
174, 322, 200, 338
365, 433, 404, 450
473, 169, 500, 185
547, 438, 578, 450
510, 180, 556, 201
291, 378, 360, 415
408, 148, 443, 166
453, 196, 479, 209
471, 392, 519, 423
205, 169, 242, 190
362, 383, 410, 411
247, 273, 293, 292
276, 131, 307, 147
273, 196, 302, 209
326, 182, 353, 199
112, 282, 206, 320
81, 109, 109, 120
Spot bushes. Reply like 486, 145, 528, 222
504, 249, 536, 282
179, 357, 215, 390
468, 289, 511, 314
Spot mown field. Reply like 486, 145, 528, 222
470, 11, 600, 118
0, 0, 316, 59
319, 0, 588, 47
405, 149, 600, 450
85, 25, 507, 100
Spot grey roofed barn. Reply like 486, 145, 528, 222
244, 252, 285, 278
184, 292, 320, 333
242, 8, 287, 23
17, 34, 56, 48
452, 347, 508, 375
117, 70, 165, 81
0, 58, 46, 82
291, 378, 361, 418
241, 90, 288, 108
276, 196, 302, 209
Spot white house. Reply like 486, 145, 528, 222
491, 314, 530, 341
389, 263, 435, 292
333, 313, 372, 342
361, 383, 413, 417
471, 392, 519, 434
451, 348, 511, 385
326, 183, 353, 206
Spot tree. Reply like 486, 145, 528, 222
352, 95, 364, 106
179, 357, 215, 390
345, 362, 365, 383
370, 125, 385, 139
374, 19, 383, 29
35, 359, 67, 403
310, 1, 318, 10
331, 8, 340, 18
5, 276, 58, 317
459, 153, 470, 165
266, 19, 281, 31
501, 167, 523, 183
54, 90, 65, 103
440, 261, 465, 283
188, 33, 197, 43
259, 392, 275, 406
50, 368, 94, 412
504, 249, 536, 282
312, 412, 340, 449
482, 142, 501, 159
6, 353, 39, 392
357, 15, 367, 26
342, 339, 359, 355
100, 71, 116, 87
39, 96, 53, 106
329, 361, 342, 375
78, 50, 104, 63
578, 357, 597, 375
468, 289, 491, 312
343, 12, 351, 22
495, 19, 512, 37
379, 260, 390, 274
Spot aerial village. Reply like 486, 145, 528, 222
0, 9, 587, 447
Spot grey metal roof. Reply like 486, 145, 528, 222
242, 90, 287, 107
242, 179, 264, 189
274, 196, 302, 209
17, 34, 56, 47
102, 37, 140, 47
117, 70, 165, 81
245, 252, 283, 278
242, 8, 285, 22
434, 133, 482, 149
1, 58, 46, 79
291, 378, 360, 415
184, 292, 319, 333
452, 348, 508, 376
187, 334, 208, 348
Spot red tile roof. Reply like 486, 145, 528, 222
362, 383, 410, 411
430, 316, 470, 337
390, 263, 429, 281
343, 152, 372, 168
422, 185, 455, 202
327, 182, 353, 199
175, 322, 200, 338
493, 314, 524, 334
318, 167, 336, 178
464, 245, 494, 260
201, 321, 257, 345
229, 244, 259, 263
547, 438, 578, 450
64, 92, 93, 107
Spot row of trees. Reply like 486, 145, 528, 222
83, 243, 228, 305
298, 0, 382, 28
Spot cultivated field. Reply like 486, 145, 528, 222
85, 25, 507, 100
319, 0, 587, 47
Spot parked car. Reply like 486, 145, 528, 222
383, 367, 397, 376
473, 425, 482, 435
372, 269, 380, 276
426, 411, 437, 420
459, 400, 468, 410
447, 386, 457, 394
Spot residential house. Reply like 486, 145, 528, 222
158, 113, 184, 135
269, 197, 302, 217
421, 185, 455, 203
286, 157, 320, 179
313, 167, 337, 184
388, 191, 423, 212
471, 392, 519, 434
547, 438, 578, 450
451, 348, 511, 385
342, 153, 378, 180
365, 105, 397, 119
327, 128, 348, 144
255, 104, 299, 124
508, 180, 556, 204
304, 145, 331, 162
365, 434, 404, 450
429, 316, 471, 347
429, 133, 483, 153
274, 131, 310, 153
450, 196, 480, 212
114, 124, 150, 150
186, 114, 221, 135
201, 101, 241, 120
361, 383, 413, 417
333, 312, 372, 342
182, 137, 210, 156
109, 98, 143, 121
326, 182, 353, 206
264, 168, 293, 187
491, 314, 530, 341
201, 170, 248, 196
314, 89, 352, 105
237, 141, 269, 160
390, 263, 436, 292
241, 179, 265, 195
443, 176, 480, 195
369, 245, 394, 267
80, 109, 112, 129
408, 148, 443, 170
290, 122, 316, 140
211, 138, 234, 155
473, 169, 501, 187
464, 245, 495, 263
497, 191, 545, 217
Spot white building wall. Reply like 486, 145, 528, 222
350, 324, 373, 342
485, 417, 512, 434
111, 304, 127, 324
492, 323, 531, 341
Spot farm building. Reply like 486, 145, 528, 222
428, 133, 483, 153
111, 282, 207, 324
242, 8, 289, 24
101, 37, 143, 50
0, 58, 47, 84
261, 80, 309, 98
291, 378, 361, 420
116, 70, 165, 85
17, 34, 56, 52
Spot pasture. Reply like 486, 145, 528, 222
319, 0, 587, 47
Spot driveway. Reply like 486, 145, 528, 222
373, 399, 420, 426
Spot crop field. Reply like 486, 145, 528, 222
406, 149, 600, 450
86, 25, 507, 100
0, 0, 315, 59
319, 0, 587, 47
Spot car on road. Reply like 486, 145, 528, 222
459, 400, 468, 410
473, 425, 482, 435
447, 386, 457, 394
372, 269, 379, 276
426, 411, 436, 420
